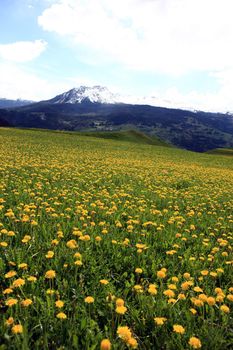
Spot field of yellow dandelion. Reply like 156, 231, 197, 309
0, 128, 232, 350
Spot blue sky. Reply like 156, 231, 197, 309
0, 0, 233, 111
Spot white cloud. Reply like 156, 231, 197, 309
38, 0, 233, 74
0, 40, 47, 62
0, 63, 69, 101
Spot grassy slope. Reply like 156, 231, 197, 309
206, 148, 233, 156
0, 127, 232, 349
18, 128, 172, 147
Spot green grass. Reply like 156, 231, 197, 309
0, 127, 232, 350
206, 148, 233, 156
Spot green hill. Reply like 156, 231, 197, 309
80, 129, 172, 147
206, 148, 233, 156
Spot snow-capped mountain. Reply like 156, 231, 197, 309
48, 85, 196, 111
49, 86, 123, 104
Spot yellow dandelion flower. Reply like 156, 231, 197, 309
207, 297, 215, 306
135, 268, 143, 274
163, 289, 175, 298
189, 337, 202, 349
173, 324, 185, 334
85, 296, 94, 304
18, 263, 28, 270
117, 326, 132, 341
45, 250, 54, 258
220, 305, 230, 313
5, 317, 14, 326
3, 288, 13, 294
116, 298, 125, 307
12, 324, 23, 334
226, 294, 233, 302
115, 306, 127, 315
55, 300, 64, 308
100, 339, 111, 350
21, 299, 33, 307
154, 317, 167, 325
45, 270, 56, 279
5, 298, 18, 307
5, 270, 17, 279
190, 308, 197, 315
127, 337, 138, 348
27, 276, 37, 282
66, 239, 78, 249
100, 279, 109, 285
56, 312, 67, 319
12, 278, 25, 288
148, 284, 158, 295
157, 270, 166, 278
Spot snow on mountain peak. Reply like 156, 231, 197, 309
52, 86, 123, 104
50, 85, 197, 111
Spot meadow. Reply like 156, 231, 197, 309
0, 127, 232, 350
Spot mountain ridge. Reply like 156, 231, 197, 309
0, 85, 233, 152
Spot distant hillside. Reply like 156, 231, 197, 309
0, 96, 233, 152
0, 116, 11, 127
79, 130, 172, 147
0, 98, 33, 108
206, 148, 233, 156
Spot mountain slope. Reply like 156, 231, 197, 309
0, 98, 33, 108
0, 86, 233, 152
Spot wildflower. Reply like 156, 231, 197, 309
5, 270, 17, 279
127, 337, 138, 348
189, 337, 202, 349
21, 299, 33, 307
66, 239, 78, 249
135, 268, 143, 274
163, 289, 175, 298
45, 270, 56, 279
45, 250, 54, 258
21, 235, 31, 243
173, 324, 185, 334
116, 298, 125, 307
207, 297, 215, 306
133, 285, 143, 293
12, 324, 23, 334
171, 276, 179, 283
117, 326, 132, 341
85, 296, 94, 304
74, 252, 82, 259
12, 278, 25, 288
148, 284, 157, 295
193, 287, 203, 293
200, 270, 209, 276
100, 339, 111, 350
227, 294, 233, 302
181, 281, 192, 290
3, 288, 13, 294
18, 263, 28, 269
157, 270, 166, 278
27, 276, 37, 282
5, 298, 18, 307
56, 312, 67, 319
178, 293, 186, 300
220, 305, 230, 313
154, 317, 167, 325
190, 308, 197, 315
116, 306, 127, 314
5, 317, 14, 326
55, 300, 64, 308
100, 279, 109, 285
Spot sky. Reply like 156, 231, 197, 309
0, 0, 233, 112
